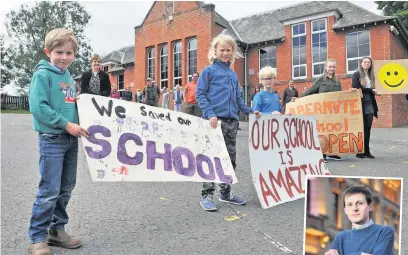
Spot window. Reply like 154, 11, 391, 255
147, 48, 155, 81
311, 19, 327, 76
187, 38, 197, 82
346, 30, 370, 73
259, 46, 276, 70
118, 74, 124, 90
103, 66, 108, 72
173, 41, 182, 87
292, 23, 307, 79
160, 45, 168, 88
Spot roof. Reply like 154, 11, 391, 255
110, 66, 125, 72
101, 45, 135, 65
227, 1, 399, 44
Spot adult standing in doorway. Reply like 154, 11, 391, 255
142, 78, 160, 106
80, 54, 111, 97
282, 79, 299, 113
184, 72, 201, 117
173, 84, 183, 112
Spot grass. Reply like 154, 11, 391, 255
1, 109, 31, 114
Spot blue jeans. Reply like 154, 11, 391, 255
175, 103, 182, 112
29, 133, 78, 243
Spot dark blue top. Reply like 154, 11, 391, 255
330, 224, 394, 255
196, 60, 252, 120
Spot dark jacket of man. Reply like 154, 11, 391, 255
282, 87, 299, 108
80, 70, 111, 97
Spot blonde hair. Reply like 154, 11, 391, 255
259, 66, 277, 79
90, 53, 101, 63
323, 59, 337, 80
44, 28, 78, 53
358, 56, 375, 88
208, 34, 237, 64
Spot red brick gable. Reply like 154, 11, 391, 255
142, 1, 203, 25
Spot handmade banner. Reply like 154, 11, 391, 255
77, 94, 237, 183
285, 90, 364, 155
248, 114, 330, 209
373, 59, 408, 94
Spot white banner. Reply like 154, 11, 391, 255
248, 114, 330, 209
77, 94, 237, 184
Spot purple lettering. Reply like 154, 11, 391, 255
117, 133, 143, 165
146, 141, 172, 171
214, 157, 233, 184
172, 147, 195, 177
196, 154, 215, 181
85, 125, 112, 159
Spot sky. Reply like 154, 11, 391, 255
1, 0, 382, 56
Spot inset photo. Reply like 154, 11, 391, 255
303, 176, 403, 255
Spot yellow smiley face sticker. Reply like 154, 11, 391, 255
378, 63, 407, 91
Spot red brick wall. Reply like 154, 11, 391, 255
135, 2, 214, 110
240, 17, 406, 127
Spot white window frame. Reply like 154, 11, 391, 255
147, 47, 155, 80
292, 22, 307, 80
173, 41, 182, 87
160, 45, 168, 88
258, 46, 277, 71
345, 30, 371, 74
187, 38, 197, 82
117, 73, 124, 90
311, 18, 328, 77
102, 65, 108, 72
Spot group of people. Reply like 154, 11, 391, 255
26, 26, 396, 255
248, 56, 380, 162
80, 56, 201, 114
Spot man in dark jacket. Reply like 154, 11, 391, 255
142, 78, 160, 106
282, 79, 299, 112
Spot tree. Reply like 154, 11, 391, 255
1, 34, 13, 88
376, 1, 408, 30
3, 1, 93, 94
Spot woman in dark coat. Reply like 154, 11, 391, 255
80, 54, 111, 97
352, 56, 378, 159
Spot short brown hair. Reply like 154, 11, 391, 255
342, 185, 373, 207
44, 28, 78, 53
90, 53, 101, 63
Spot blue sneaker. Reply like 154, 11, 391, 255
200, 195, 217, 211
219, 192, 246, 205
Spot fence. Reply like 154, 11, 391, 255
1, 95, 29, 110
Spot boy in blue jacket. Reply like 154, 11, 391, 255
325, 185, 395, 255
28, 28, 89, 255
196, 34, 260, 211
252, 66, 282, 114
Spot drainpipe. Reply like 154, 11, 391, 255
244, 44, 249, 106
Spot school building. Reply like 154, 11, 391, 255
98, 1, 408, 127
305, 177, 401, 255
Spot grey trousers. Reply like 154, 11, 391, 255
202, 118, 238, 196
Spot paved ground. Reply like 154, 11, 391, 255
1, 114, 407, 255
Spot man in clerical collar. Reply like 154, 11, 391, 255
325, 185, 395, 255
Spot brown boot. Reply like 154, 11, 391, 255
47, 229, 82, 249
31, 242, 51, 255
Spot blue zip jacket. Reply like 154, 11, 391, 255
29, 60, 79, 134
196, 60, 253, 120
